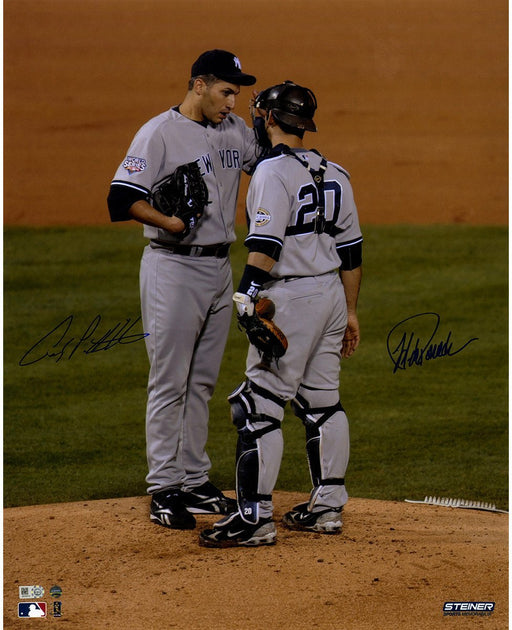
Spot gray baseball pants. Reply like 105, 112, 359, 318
244, 271, 350, 517
140, 244, 232, 494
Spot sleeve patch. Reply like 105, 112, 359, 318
255, 208, 271, 227
123, 156, 147, 174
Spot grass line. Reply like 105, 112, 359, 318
4, 225, 508, 508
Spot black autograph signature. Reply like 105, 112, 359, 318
386, 312, 478, 374
19, 315, 149, 366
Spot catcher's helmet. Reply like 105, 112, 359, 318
255, 81, 317, 132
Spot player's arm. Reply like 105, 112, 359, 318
247, 251, 275, 272
236, 164, 287, 314
337, 239, 363, 358
340, 265, 362, 358
243, 91, 271, 172
128, 199, 186, 233
233, 251, 276, 316
233, 250, 288, 361
107, 183, 185, 234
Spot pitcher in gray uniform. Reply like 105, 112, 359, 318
200, 81, 363, 548
107, 50, 261, 530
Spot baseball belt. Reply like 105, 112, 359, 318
150, 240, 230, 258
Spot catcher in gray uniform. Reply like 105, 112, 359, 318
107, 50, 262, 530
200, 81, 363, 548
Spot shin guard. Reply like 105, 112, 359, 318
229, 381, 282, 523
292, 387, 349, 510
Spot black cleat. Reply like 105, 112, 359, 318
183, 481, 238, 514
199, 511, 276, 548
150, 489, 197, 530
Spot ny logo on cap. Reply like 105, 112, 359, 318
233, 56, 242, 70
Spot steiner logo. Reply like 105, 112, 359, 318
443, 602, 495, 616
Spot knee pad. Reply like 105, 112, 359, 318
292, 387, 346, 490
228, 380, 256, 429
228, 381, 282, 523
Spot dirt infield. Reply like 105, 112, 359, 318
3, 0, 508, 227
3, 493, 508, 629
3, 0, 508, 628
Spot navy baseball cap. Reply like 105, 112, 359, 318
191, 49, 256, 86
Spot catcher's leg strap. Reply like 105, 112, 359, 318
229, 380, 283, 524
247, 379, 287, 409
292, 388, 349, 507
228, 379, 286, 422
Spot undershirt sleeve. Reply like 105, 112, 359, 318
107, 182, 150, 222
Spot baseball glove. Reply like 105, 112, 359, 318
238, 298, 288, 361
152, 162, 209, 237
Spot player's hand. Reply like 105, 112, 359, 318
341, 314, 360, 358
166, 215, 186, 234
249, 89, 266, 119
249, 89, 258, 109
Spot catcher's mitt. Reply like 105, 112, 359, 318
238, 298, 288, 361
152, 162, 209, 237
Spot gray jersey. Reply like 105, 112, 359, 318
110, 106, 260, 496
245, 149, 362, 276
111, 107, 258, 246
233, 146, 363, 521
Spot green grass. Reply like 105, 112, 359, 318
4, 225, 508, 509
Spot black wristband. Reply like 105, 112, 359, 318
237, 264, 273, 299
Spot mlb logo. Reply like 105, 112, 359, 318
18, 602, 47, 618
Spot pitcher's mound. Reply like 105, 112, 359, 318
3, 492, 507, 628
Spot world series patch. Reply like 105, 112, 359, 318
255, 208, 271, 226
123, 156, 147, 174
